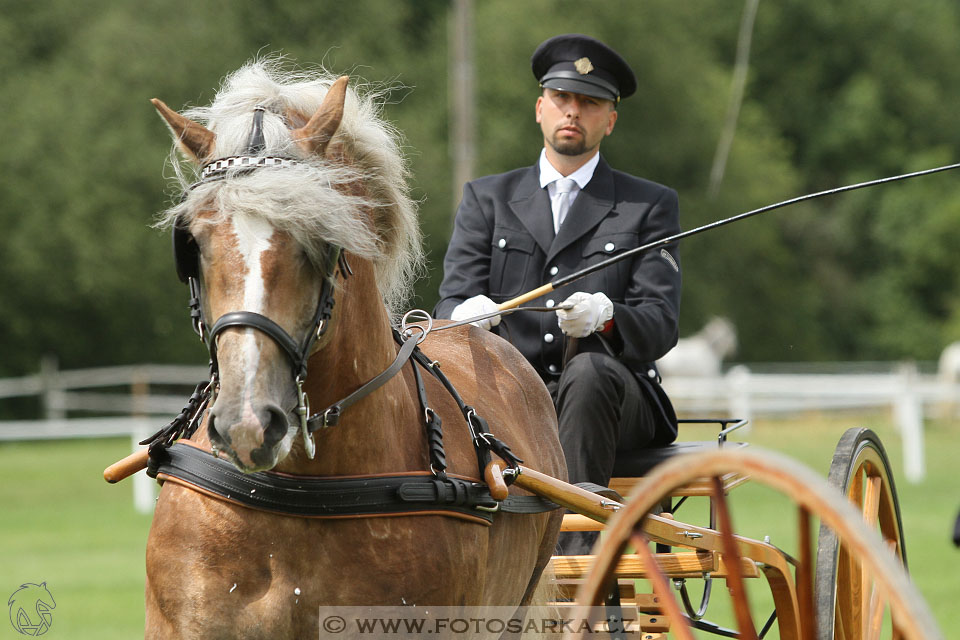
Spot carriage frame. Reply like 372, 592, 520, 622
504, 420, 934, 639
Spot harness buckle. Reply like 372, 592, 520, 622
188, 278, 205, 340
323, 406, 341, 427
296, 376, 316, 459
464, 408, 491, 447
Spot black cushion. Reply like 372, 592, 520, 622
612, 440, 748, 478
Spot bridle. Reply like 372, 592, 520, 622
172, 105, 347, 458
164, 105, 523, 483
140, 99, 548, 523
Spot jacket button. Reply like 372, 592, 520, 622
544, 333, 554, 343
549, 266, 559, 276
498, 238, 507, 249
546, 299, 555, 308
647, 369, 657, 378
548, 364, 558, 373
604, 242, 615, 252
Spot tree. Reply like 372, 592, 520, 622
2, 0, 959, 381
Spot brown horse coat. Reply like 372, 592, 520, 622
145, 62, 566, 639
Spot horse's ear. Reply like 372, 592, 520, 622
151, 98, 216, 164
291, 76, 349, 157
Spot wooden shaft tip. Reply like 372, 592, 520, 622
484, 460, 509, 501
103, 448, 150, 484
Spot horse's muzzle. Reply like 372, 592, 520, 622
208, 401, 291, 472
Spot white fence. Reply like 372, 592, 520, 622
1, 360, 957, 512
0, 359, 208, 513
663, 361, 960, 483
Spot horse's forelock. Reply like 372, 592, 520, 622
159, 57, 423, 317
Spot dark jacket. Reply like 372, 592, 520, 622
435, 155, 682, 442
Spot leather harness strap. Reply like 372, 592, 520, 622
148, 442, 557, 524
409, 350, 447, 477
306, 330, 420, 430
407, 343, 523, 476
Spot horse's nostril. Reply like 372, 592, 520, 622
250, 405, 289, 468
207, 412, 230, 447
261, 404, 290, 447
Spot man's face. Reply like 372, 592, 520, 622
536, 88, 618, 158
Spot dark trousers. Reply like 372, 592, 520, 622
549, 352, 657, 555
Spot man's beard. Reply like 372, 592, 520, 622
548, 132, 595, 157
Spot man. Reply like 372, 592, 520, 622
435, 34, 681, 551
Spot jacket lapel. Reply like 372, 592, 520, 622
547, 157, 615, 263
508, 165, 555, 255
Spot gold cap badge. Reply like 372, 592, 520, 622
574, 57, 594, 75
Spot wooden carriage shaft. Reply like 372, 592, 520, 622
515, 466, 791, 565
512, 465, 798, 597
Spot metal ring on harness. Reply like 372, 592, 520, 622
400, 309, 433, 344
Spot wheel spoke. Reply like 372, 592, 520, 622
836, 609, 849, 640
857, 475, 882, 635
797, 506, 816, 640
837, 545, 863, 639
711, 476, 759, 640
629, 530, 696, 640
864, 581, 885, 640
862, 475, 882, 527
850, 467, 864, 508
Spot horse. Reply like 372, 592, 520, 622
656, 316, 738, 378
936, 340, 960, 417
144, 59, 566, 639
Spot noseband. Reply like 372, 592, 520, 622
172, 105, 347, 457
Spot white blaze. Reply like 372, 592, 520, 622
231, 215, 276, 403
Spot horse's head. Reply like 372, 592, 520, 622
155, 80, 336, 471
153, 62, 421, 472
703, 316, 738, 359
155, 78, 350, 471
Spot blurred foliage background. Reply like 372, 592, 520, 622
2, 0, 960, 378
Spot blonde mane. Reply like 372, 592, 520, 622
157, 57, 423, 316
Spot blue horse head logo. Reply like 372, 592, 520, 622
8, 582, 56, 636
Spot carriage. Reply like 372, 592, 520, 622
103, 60, 940, 638
512, 422, 928, 639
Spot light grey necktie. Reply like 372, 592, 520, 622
553, 177, 577, 233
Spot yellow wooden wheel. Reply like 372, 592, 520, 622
565, 447, 939, 640
815, 428, 907, 639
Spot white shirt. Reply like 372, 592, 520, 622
538, 149, 600, 234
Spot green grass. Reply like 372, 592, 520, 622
0, 414, 956, 638
0, 438, 152, 639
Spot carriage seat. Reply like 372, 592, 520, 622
609, 439, 750, 501
612, 440, 748, 479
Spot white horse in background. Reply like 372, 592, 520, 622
936, 341, 960, 417
657, 316, 738, 377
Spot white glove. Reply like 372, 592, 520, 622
556, 292, 614, 338
451, 294, 502, 331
